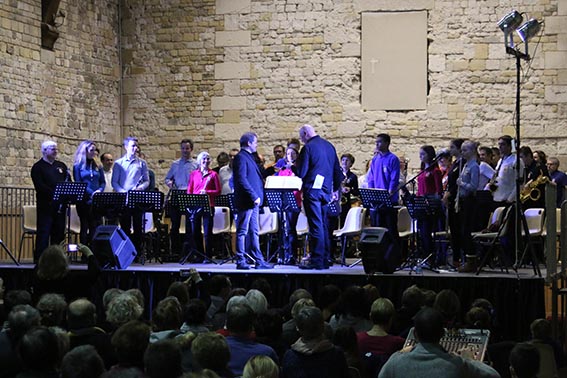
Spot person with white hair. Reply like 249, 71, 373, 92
185, 151, 221, 262
30, 140, 70, 262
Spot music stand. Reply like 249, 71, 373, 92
216, 193, 257, 265
265, 188, 300, 263
176, 193, 217, 265
127, 190, 164, 265
359, 188, 393, 212
54, 182, 87, 259
92, 192, 127, 224
0, 238, 18, 265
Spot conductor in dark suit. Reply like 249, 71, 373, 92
296, 125, 344, 270
232, 132, 274, 270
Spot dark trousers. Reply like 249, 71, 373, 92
370, 206, 399, 243
76, 202, 102, 246
283, 210, 299, 261
119, 209, 143, 253
303, 189, 330, 268
185, 209, 213, 256
35, 202, 66, 262
169, 207, 184, 253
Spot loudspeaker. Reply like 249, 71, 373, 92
92, 226, 137, 269
359, 227, 401, 274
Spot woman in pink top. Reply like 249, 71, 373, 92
186, 151, 221, 261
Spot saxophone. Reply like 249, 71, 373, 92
520, 174, 549, 203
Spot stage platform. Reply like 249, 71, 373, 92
0, 258, 546, 341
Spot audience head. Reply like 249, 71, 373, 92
465, 307, 491, 330
509, 342, 540, 378
245, 289, 268, 314
401, 285, 425, 312
254, 309, 283, 342
242, 355, 279, 378
4, 289, 32, 313
296, 306, 325, 341
414, 307, 445, 344
106, 293, 143, 328
61, 345, 105, 378
36, 293, 67, 327
67, 298, 97, 329
363, 284, 381, 306
422, 289, 437, 307
183, 298, 208, 326
125, 288, 145, 310
166, 281, 190, 307
289, 288, 313, 307
208, 275, 232, 298
370, 298, 396, 328
225, 295, 250, 313
226, 304, 255, 336
530, 318, 552, 340
102, 288, 124, 311
335, 285, 370, 319
191, 332, 231, 372
19, 326, 61, 372
111, 320, 151, 367
7, 304, 41, 341
144, 339, 182, 378
37, 244, 69, 280
291, 298, 316, 320
250, 278, 273, 303
433, 289, 461, 325
317, 284, 341, 315
333, 326, 359, 354
152, 296, 183, 332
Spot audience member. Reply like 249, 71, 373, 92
329, 286, 372, 332
357, 298, 405, 357
35, 293, 67, 328
433, 289, 461, 328
245, 289, 268, 315
60, 345, 106, 378
108, 320, 150, 374
191, 332, 233, 378
509, 342, 540, 378
17, 326, 61, 378
150, 296, 183, 342
390, 285, 425, 337
530, 318, 564, 370
281, 306, 349, 378
144, 339, 183, 378
333, 326, 364, 375
379, 307, 499, 377
105, 293, 144, 332
181, 299, 210, 335
242, 355, 279, 378
225, 304, 278, 376
253, 309, 287, 361
317, 284, 341, 322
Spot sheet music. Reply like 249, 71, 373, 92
265, 175, 302, 190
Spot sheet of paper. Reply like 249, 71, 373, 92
313, 174, 324, 189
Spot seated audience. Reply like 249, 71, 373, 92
390, 285, 425, 337
509, 342, 540, 378
150, 296, 183, 342
105, 293, 144, 332
433, 289, 461, 329
144, 339, 183, 378
17, 326, 61, 378
357, 298, 405, 357
108, 320, 151, 375
36, 293, 67, 327
329, 286, 372, 332
60, 345, 106, 378
181, 298, 210, 335
191, 332, 233, 378
225, 304, 278, 376
245, 289, 268, 315
281, 306, 349, 378
317, 284, 341, 322
242, 355, 279, 378
333, 326, 364, 375
378, 307, 499, 377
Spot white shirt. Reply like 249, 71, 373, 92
103, 169, 113, 192
492, 154, 524, 202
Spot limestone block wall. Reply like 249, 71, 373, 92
122, 0, 567, 185
0, 0, 121, 186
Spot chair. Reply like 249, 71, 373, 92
296, 210, 309, 259
18, 205, 37, 262
475, 206, 514, 274
333, 207, 366, 266
66, 205, 81, 242
211, 206, 232, 258
522, 208, 545, 269
259, 207, 279, 260
472, 206, 506, 238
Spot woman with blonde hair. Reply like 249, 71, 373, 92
243, 355, 279, 378
73, 140, 105, 246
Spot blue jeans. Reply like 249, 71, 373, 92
303, 189, 330, 267
235, 205, 265, 264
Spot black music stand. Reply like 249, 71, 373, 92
265, 188, 300, 263
92, 192, 127, 224
359, 188, 393, 214
127, 190, 164, 265
0, 238, 18, 265
176, 193, 217, 265
54, 182, 87, 259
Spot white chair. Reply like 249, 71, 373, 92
66, 205, 81, 242
18, 205, 37, 262
472, 207, 506, 239
333, 207, 366, 266
296, 210, 309, 259
259, 207, 279, 260
397, 206, 413, 239
212, 206, 232, 258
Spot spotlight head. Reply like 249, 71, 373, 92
498, 10, 523, 34
516, 19, 542, 42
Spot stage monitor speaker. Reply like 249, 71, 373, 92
92, 225, 137, 269
359, 227, 400, 274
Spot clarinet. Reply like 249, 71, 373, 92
455, 159, 463, 213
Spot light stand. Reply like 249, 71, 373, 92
499, 11, 543, 277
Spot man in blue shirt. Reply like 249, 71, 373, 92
111, 136, 149, 253
547, 157, 567, 208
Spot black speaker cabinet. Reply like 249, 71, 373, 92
359, 227, 400, 274
92, 226, 137, 269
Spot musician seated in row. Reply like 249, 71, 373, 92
185, 151, 221, 261
519, 146, 550, 210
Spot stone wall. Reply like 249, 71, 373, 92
2, 0, 566, 189
0, 0, 121, 186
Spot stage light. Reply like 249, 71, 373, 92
498, 10, 523, 34
516, 19, 542, 43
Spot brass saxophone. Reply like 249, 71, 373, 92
520, 174, 549, 203
340, 175, 351, 205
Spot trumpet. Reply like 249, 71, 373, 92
520, 174, 549, 203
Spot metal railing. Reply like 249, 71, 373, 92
0, 186, 35, 263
